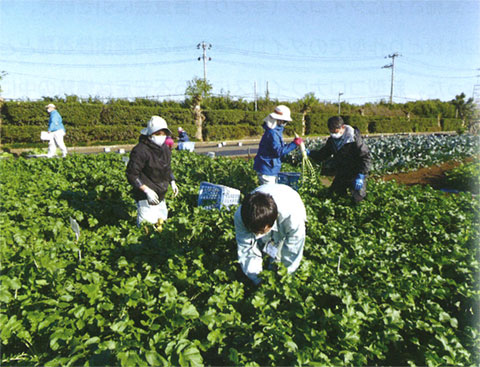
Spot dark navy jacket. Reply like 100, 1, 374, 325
178, 131, 190, 142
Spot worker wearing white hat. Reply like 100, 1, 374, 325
126, 116, 179, 227
45, 104, 68, 158
253, 105, 303, 184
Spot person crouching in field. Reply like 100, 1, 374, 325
309, 116, 371, 204
234, 184, 307, 285
253, 105, 303, 185
126, 116, 179, 227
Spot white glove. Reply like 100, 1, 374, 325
171, 181, 179, 197
143, 186, 159, 205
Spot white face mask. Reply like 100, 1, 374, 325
330, 129, 344, 139
150, 135, 166, 146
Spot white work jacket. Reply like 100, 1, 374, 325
234, 184, 307, 284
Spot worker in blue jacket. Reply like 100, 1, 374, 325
45, 103, 68, 158
253, 105, 303, 185
177, 127, 190, 142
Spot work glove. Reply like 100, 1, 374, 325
143, 186, 160, 205
293, 137, 303, 146
171, 180, 179, 197
165, 137, 174, 148
354, 174, 365, 191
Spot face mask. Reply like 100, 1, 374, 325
150, 135, 166, 146
330, 130, 344, 139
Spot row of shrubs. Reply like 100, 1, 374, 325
1, 101, 463, 144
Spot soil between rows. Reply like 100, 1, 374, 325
379, 158, 474, 189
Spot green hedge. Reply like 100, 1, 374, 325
1, 125, 142, 145
204, 124, 263, 141
0, 101, 464, 145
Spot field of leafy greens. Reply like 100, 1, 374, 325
1, 144, 479, 366
288, 133, 479, 175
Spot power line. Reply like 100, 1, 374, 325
0, 44, 194, 56
0, 58, 194, 68
215, 45, 381, 62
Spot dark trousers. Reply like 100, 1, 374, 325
329, 175, 367, 203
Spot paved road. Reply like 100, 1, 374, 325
10, 139, 263, 158
8, 132, 455, 158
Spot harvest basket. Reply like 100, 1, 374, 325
278, 172, 301, 191
198, 182, 241, 210
178, 142, 195, 152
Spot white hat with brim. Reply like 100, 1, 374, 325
141, 115, 172, 136
269, 105, 292, 121
45, 103, 56, 109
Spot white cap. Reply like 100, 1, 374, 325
141, 116, 172, 136
269, 105, 292, 122
45, 103, 56, 109
178, 127, 184, 132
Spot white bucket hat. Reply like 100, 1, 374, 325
141, 116, 172, 136
45, 103, 56, 109
269, 105, 292, 122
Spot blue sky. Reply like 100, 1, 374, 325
1, 0, 479, 104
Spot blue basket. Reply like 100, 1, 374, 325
178, 142, 195, 152
278, 172, 301, 191
198, 182, 241, 210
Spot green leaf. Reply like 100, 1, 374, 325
179, 344, 203, 366
181, 303, 200, 320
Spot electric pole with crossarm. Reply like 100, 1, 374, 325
197, 41, 212, 82
382, 52, 401, 104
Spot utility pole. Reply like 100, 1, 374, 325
197, 41, 212, 82
338, 92, 344, 116
382, 52, 401, 104
265, 81, 270, 100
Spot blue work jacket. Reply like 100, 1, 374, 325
253, 124, 296, 176
48, 110, 65, 132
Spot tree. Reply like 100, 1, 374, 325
0, 71, 6, 147
185, 77, 212, 141
0, 71, 6, 94
297, 92, 319, 135
451, 93, 475, 125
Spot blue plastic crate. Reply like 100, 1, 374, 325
178, 142, 195, 152
198, 182, 241, 210
278, 172, 301, 191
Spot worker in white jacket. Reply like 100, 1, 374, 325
234, 184, 307, 285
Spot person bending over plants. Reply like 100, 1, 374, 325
309, 116, 371, 204
126, 116, 179, 227
234, 184, 306, 285
253, 105, 303, 185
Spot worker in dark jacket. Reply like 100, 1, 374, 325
126, 116, 179, 226
309, 116, 371, 203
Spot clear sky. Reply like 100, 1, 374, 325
1, 0, 479, 104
